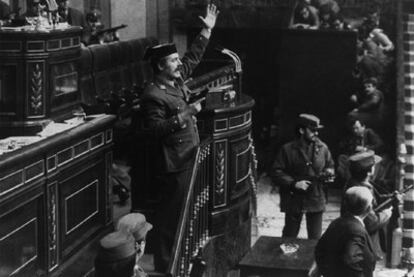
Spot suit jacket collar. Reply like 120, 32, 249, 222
344, 214, 375, 252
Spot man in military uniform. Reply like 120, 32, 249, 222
271, 114, 334, 239
94, 231, 137, 277
140, 3, 219, 272
341, 150, 394, 260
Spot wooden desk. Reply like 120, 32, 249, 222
239, 236, 317, 277
0, 114, 115, 276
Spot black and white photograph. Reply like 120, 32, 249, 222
0, 0, 409, 276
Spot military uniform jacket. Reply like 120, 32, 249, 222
271, 138, 334, 213
141, 34, 209, 173
315, 215, 376, 277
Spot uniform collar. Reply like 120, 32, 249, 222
154, 75, 174, 90
153, 75, 187, 99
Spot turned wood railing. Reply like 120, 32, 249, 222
167, 138, 213, 277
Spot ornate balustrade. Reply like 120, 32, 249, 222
168, 138, 212, 277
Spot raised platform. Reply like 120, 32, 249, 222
239, 236, 316, 277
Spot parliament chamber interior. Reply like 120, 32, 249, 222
0, 0, 411, 276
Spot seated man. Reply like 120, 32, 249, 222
291, 1, 319, 29
349, 77, 386, 132
94, 231, 137, 277
337, 118, 383, 184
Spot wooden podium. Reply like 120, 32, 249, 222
0, 27, 83, 137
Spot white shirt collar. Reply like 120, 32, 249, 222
353, 215, 365, 227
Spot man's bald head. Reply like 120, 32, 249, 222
344, 186, 373, 216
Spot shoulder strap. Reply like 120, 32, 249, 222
297, 145, 318, 176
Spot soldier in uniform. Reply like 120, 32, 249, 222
116, 213, 153, 277
341, 150, 395, 260
94, 231, 138, 277
271, 114, 334, 239
140, 3, 219, 272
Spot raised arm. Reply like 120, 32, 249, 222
199, 4, 219, 39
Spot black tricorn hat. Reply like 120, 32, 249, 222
144, 43, 177, 61
96, 231, 136, 262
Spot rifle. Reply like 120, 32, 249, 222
374, 184, 414, 212
95, 24, 127, 36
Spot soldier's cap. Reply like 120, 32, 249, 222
96, 231, 136, 262
116, 213, 153, 241
144, 43, 177, 61
297, 113, 324, 130
349, 150, 382, 170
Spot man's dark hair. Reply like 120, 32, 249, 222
94, 254, 136, 277
294, 123, 307, 138
347, 117, 366, 130
149, 56, 166, 75
363, 77, 378, 87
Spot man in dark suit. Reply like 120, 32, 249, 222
314, 186, 376, 277
140, 4, 219, 272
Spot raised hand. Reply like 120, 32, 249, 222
199, 4, 219, 30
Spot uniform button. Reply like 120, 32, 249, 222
179, 139, 182, 143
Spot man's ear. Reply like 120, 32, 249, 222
157, 60, 165, 72
299, 127, 305, 135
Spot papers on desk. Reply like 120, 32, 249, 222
0, 116, 89, 155
0, 136, 42, 155
37, 122, 75, 137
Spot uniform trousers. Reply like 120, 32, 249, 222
153, 167, 192, 272
282, 211, 323, 239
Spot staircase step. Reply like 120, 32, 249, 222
404, 32, 414, 41
405, 53, 414, 63
405, 42, 414, 52
404, 13, 414, 22
404, 62, 414, 73
404, 22, 414, 34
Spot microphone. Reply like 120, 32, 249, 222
213, 45, 242, 73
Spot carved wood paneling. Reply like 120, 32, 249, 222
27, 62, 45, 117
214, 140, 227, 207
